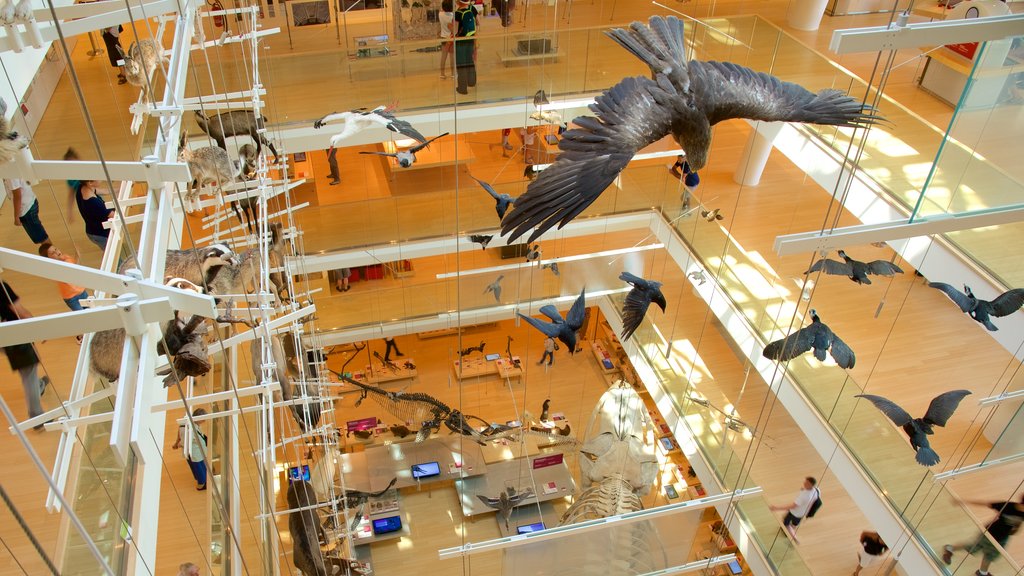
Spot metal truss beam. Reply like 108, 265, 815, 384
0, 0, 179, 54
773, 203, 1024, 256
0, 155, 190, 190
831, 14, 1024, 55
978, 389, 1024, 407
933, 451, 1024, 481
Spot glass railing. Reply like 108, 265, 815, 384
613, 293, 813, 576
658, 198, 1023, 575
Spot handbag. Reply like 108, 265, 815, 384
4, 343, 38, 371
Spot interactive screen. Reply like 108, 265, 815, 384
728, 560, 742, 574
659, 437, 676, 451
516, 522, 545, 534
411, 461, 440, 479
288, 465, 310, 482
484, 353, 500, 361
347, 417, 378, 432
371, 516, 402, 535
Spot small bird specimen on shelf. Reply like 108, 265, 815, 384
855, 390, 971, 466
484, 275, 504, 303
700, 208, 724, 222
500, 15, 881, 243
533, 89, 550, 108
359, 132, 449, 168
472, 175, 517, 220
762, 309, 855, 369
927, 283, 1024, 331
529, 109, 566, 128
477, 487, 536, 529
468, 234, 493, 250
518, 288, 586, 353
542, 262, 560, 276
806, 250, 904, 285
525, 244, 542, 262
314, 105, 427, 144
619, 271, 667, 340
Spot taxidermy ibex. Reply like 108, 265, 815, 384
194, 110, 279, 161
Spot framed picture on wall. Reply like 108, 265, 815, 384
293, 151, 307, 162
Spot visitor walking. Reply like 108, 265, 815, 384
853, 531, 887, 575
6, 178, 50, 247
68, 179, 116, 252
537, 336, 556, 366
383, 336, 404, 362
326, 148, 340, 186
172, 408, 209, 490
453, 0, 479, 95
0, 281, 49, 426
770, 476, 819, 543
101, 25, 128, 85
943, 495, 1024, 576
669, 154, 700, 212
438, 0, 455, 79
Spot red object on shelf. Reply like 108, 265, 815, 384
945, 42, 978, 61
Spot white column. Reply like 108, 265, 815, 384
733, 123, 782, 187
788, 0, 830, 31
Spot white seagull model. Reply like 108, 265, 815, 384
314, 106, 427, 152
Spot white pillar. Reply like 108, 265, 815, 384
733, 123, 782, 187
788, 0, 830, 31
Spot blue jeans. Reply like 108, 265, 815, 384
19, 200, 49, 244
17, 364, 44, 419
86, 232, 109, 252
63, 290, 89, 311
186, 457, 207, 486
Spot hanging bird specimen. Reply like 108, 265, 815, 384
472, 176, 517, 220
314, 106, 428, 144
619, 272, 667, 340
518, 289, 586, 353
854, 390, 971, 466
484, 275, 504, 303
359, 133, 449, 168
806, 250, 903, 285
469, 234, 493, 250
762, 309, 855, 369
700, 208, 724, 223
500, 15, 881, 243
928, 283, 1024, 331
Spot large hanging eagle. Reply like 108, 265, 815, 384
501, 15, 882, 242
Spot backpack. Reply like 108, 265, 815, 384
806, 490, 823, 518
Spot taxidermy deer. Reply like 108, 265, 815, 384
0, 98, 28, 164
194, 110, 279, 162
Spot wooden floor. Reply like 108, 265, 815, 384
2, 1, 1024, 575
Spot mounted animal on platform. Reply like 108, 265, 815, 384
117, 39, 166, 97
178, 134, 253, 213
459, 340, 486, 358
194, 109, 280, 162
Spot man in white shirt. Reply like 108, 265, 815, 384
770, 476, 819, 543
6, 179, 49, 246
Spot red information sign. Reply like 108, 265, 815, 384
532, 453, 564, 469
945, 42, 979, 61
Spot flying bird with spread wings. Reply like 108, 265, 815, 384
477, 487, 536, 529
359, 133, 449, 168
619, 272, 667, 340
533, 89, 550, 108
314, 105, 427, 147
518, 289, 586, 353
762, 309, 855, 369
701, 208, 724, 222
855, 390, 971, 466
500, 15, 881, 243
806, 250, 903, 285
484, 275, 504, 303
928, 283, 1024, 331
472, 176, 517, 220
468, 234, 493, 250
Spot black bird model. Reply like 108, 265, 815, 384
928, 283, 1024, 331
500, 15, 881, 243
518, 289, 586, 353
619, 272, 667, 340
806, 250, 904, 285
855, 390, 971, 466
472, 176, 517, 220
762, 309, 855, 369
484, 275, 504, 303
359, 132, 449, 168
469, 234, 493, 250
477, 487, 535, 529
